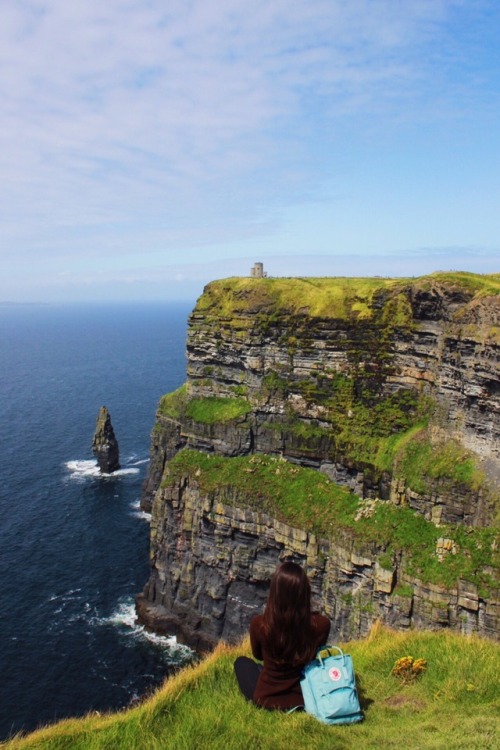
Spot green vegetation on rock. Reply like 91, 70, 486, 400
185, 396, 252, 424
194, 271, 500, 322
313, 374, 432, 461
166, 450, 499, 595
165, 448, 358, 533
396, 432, 487, 494
392, 583, 414, 598
158, 386, 251, 425
158, 384, 188, 419
260, 372, 492, 501
418, 271, 500, 296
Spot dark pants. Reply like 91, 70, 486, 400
234, 656, 262, 702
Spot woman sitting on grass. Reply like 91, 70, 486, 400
234, 561, 330, 710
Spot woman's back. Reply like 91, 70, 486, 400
234, 562, 331, 710
250, 610, 330, 710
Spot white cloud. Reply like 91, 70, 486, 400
1, 1, 498, 299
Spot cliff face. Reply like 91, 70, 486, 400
136, 472, 499, 650
138, 273, 500, 645
185, 277, 499, 464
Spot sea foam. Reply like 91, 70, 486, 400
130, 499, 152, 521
102, 600, 194, 664
65, 459, 140, 479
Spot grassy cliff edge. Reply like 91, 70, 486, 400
3, 624, 499, 750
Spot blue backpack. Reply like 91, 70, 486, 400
300, 646, 363, 725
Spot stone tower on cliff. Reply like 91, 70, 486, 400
250, 262, 267, 278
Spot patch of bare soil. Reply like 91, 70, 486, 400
384, 694, 427, 711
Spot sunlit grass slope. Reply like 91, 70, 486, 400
195, 272, 500, 321
4, 624, 499, 750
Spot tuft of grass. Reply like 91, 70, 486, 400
372, 423, 428, 473
157, 388, 251, 425
395, 432, 487, 494
392, 583, 414, 598
157, 384, 188, 419
185, 396, 252, 424
426, 271, 500, 296
3, 625, 499, 750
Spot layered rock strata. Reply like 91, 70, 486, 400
137, 475, 499, 648
185, 280, 499, 466
138, 274, 499, 645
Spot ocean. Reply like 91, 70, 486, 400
0, 302, 195, 740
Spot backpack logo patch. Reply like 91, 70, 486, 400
329, 667, 342, 682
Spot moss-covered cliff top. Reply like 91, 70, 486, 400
194, 271, 500, 321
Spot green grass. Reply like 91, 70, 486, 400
158, 387, 251, 425
165, 449, 358, 533
319, 383, 433, 469
4, 624, 499, 750
426, 271, 500, 296
195, 276, 409, 322
196, 277, 397, 318
194, 273, 500, 323
392, 584, 414, 598
157, 384, 188, 419
372, 424, 428, 473
395, 434, 486, 494
259, 371, 435, 471
165, 450, 499, 595
259, 390, 491, 502
185, 396, 252, 424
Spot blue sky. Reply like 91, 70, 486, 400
1, 0, 499, 303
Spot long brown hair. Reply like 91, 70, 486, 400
262, 562, 315, 664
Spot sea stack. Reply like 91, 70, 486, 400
92, 406, 120, 473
